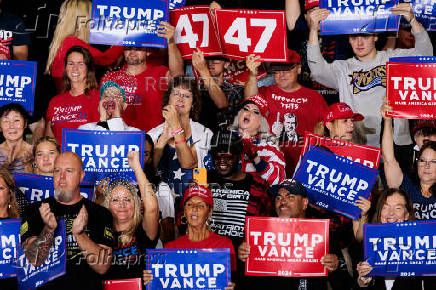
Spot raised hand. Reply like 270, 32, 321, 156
72, 205, 88, 235
39, 203, 57, 231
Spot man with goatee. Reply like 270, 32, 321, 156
21, 152, 114, 290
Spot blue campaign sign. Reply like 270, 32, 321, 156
169, 0, 186, 9
294, 146, 378, 220
320, 0, 400, 35
146, 248, 231, 289
406, 0, 436, 31
16, 219, 66, 289
90, 0, 169, 48
14, 173, 94, 202
62, 129, 145, 185
0, 219, 20, 279
0, 60, 37, 115
364, 220, 436, 276
389, 56, 436, 63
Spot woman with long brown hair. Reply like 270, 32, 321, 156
45, 45, 100, 144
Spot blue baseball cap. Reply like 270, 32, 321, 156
270, 179, 307, 198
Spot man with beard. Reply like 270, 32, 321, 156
20, 152, 114, 289
238, 179, 354, 289
79, 81, 139, 131
101, 22, 184, 132
208, 130, 271, 249
192, 49, 244, 132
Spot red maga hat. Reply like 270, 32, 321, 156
241, 94, 269, 118
324, 102, 364, 125
183, 185, 214, 208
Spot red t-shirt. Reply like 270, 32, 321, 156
46, 89, 100, 144
101, 65, 168, 131
50, 36, 123, 79
259, 85, 327, 175
164, 232, 237, 271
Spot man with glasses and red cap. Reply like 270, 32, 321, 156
244, 49, 327, 176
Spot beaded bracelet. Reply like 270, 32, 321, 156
171, 128, 184, 135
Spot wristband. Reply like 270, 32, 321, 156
175, 139, 186, 145
171, 128, 184, 135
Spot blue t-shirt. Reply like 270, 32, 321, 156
400, 174, 436, 220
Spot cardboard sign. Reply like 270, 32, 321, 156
0, 219, 20, 279
215, 9, 288, 61
294, 146, 378, 220
16, 220, 66, 289
364, 220, 436, 276
0, 60, 36, 115
90, 0, 169, 48
245, 217, 329, 277
320, 0, 400, 35
14, 173, 94, 202
146, 248, 231, 289
61, 129, 145, 184
103, 278, 142, 290
386, 62, 436, 119
170, 6, 223, 59
169, 0, 186, 10
301, 132, 381, 169
407, 0, 436, 31
388, 56, 436, 63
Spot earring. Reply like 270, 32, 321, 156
8, 204, 11, 209
32, 162, 37, 169
180, 215, 187, 225
206, 217, 215, 228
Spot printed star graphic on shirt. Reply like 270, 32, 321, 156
173, 168, 185, 180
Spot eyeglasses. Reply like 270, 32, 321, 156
416, 158, 436, 166
275, 193, 295, 202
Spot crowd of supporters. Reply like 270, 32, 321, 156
1, 0, 436, 289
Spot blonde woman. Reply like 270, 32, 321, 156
46, 0, 123, 93
102, 151, 159, 280
0, 167, 20, 219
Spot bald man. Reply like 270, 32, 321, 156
20, 152, 114, 290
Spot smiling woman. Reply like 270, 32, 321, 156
0, 103, 33, 174
45, 46, 100, 144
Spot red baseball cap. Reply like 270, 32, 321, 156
324, 102, 364, 125
270, 49, 301, 71
0, 44, 10, 60
412, 120, 436, 135
183, 185, 214, 209
241, 94, 269, 118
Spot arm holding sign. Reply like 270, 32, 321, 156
306, 9, 341, 91
390, 4, 432, 57
73, 206, 112, 275
357, 261, 373, 287
192, 49, 228, 108
244, 54, 261, 98
381, 101, 404, 188
158, 21, 184, 79
128, 151, 159, 241
353, 196, 371, 242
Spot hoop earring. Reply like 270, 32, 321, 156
206, 217, 214, 228
181, 215, 187, 225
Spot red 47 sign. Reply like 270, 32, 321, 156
215, 10, 288, 62
170, 6, 223, 59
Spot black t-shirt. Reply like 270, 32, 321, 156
20, 197, 114, 290
207, 171, 270, 248
0, 10, 31, 57
104, 225, 158, 281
